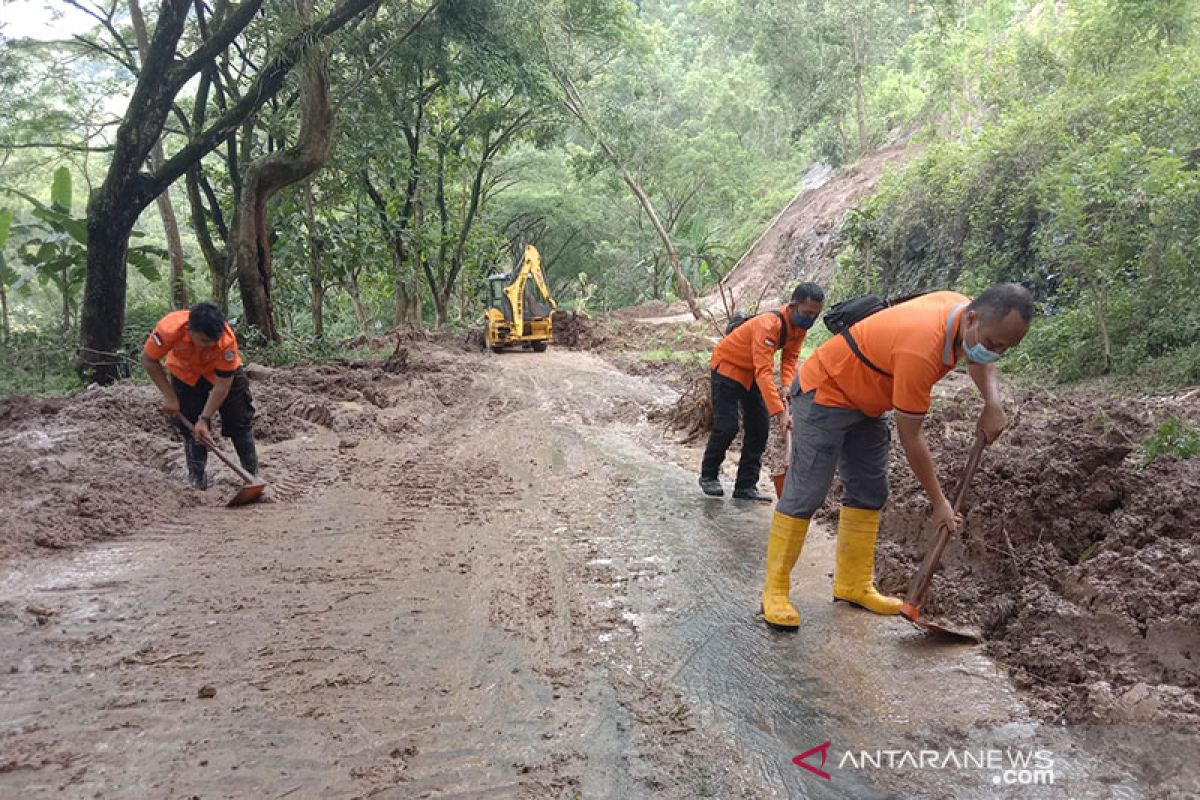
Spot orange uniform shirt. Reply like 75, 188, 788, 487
143, 310, 242, 387
710, 306, 808, 416
799, 291, 968, 417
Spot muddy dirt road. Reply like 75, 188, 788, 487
1, 349, 1194, 798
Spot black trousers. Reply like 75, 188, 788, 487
172, 370, 255, 437
700, 370, 770, 491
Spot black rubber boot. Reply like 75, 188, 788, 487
184, 439, 209, 490
699, 476, 724, 497
230, 429, 259, 475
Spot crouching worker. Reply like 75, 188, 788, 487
141, 302, 258, 489
760, 284, 1033, 629
699, 282, 825, 501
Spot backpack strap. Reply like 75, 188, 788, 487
771, 310, 788, 350
840, 328, 891, 378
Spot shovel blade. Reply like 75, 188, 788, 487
226, 482, 266, 507
771, 472, 786, 499
900, 602, 981, 643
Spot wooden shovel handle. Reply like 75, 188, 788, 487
176, 415, 257, 485
905, 435, 987, 612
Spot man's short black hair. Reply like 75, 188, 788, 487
791, 282, 825, 304
968, 283, 1034, 323
188, 302, 225, 340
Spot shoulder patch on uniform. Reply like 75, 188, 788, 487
152, 332, 163, 347
764, 337, 776, 347
224, 350, 235, 362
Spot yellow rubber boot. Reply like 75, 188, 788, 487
832, 507, 902, 615
760, 512, 809, 630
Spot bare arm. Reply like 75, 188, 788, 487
968, 362, 1007, 443
141, 351, 180, 417
895, 412, 959, 534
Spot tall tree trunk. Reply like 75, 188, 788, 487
302, 180, 324, 337
343, 276, 369, 334
553, 72, 702, 320
79, 0, 391, 382
80, 209, 138, 380
185, 165, 231, 309
61, 265, 71, 332
128, 0, 190, 309
392, 250, 421, 324
1093, 280, 1112, 373
432, 291, 448, 327
458, 267, 467, 322
849, 19, 868, 158
0, 270, 8, 343
79, 0, 194, 382
233, 0, 335, 342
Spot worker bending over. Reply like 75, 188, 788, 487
761, 284, 1033, 628
141, 302, 259, 489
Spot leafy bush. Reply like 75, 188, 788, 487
835, 23, 1200, 386
1141, 416, 1200, 465
0, 331, 82, 397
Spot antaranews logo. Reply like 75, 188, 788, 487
793, 743, 1056, 786
792, 741, 832, 780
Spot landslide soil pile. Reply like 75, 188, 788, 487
874, 384, 1200, 726
0, 345, 475, 562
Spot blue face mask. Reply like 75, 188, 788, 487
790, 311, 817, 330
964, 342, 1001, 364
964, 326, 1002, 364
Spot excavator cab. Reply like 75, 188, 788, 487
484, 245, 556, 353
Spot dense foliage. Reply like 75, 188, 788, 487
0, 0, 1196, 391
834, 0, 1200, 383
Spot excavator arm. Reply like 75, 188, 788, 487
502, 244, 557, 336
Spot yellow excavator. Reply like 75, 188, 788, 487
484, 244, 557, 353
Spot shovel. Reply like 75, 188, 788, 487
176, 415, 266, 507
898, 434, 986, 641
771, 426, 792, 499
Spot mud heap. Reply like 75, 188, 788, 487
874, 384, 1200, 726
551, 310, 602, 349
0, 345, 475, 561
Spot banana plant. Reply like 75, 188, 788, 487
5, 167, 166, 333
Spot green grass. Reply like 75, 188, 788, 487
1141, 416, 1200, 466
638, 348, 709, 365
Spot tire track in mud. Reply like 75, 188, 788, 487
0, 349, 766, 799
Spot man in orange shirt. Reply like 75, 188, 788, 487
140, 302, 258, 490
760, 283, 1033, 629
700, 283, 825, 502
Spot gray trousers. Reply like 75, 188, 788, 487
777, 387, 890, 519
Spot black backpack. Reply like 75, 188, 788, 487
725, 310, 788, 350
822, 291, 935, 377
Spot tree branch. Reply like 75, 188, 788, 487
63, 0, 140, 69
168, 0, 263, 93
147, 0, 396, 203
0, 141, 115, 152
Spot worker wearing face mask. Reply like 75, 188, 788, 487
759, 283, 1034, 629
700, 283, 826, 502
